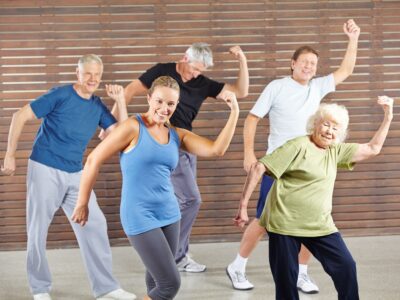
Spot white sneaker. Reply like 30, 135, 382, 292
226, 263, 254, 290
297, 273, 319, 294
177, 256, 206, 273
96, 288, 137, 300
33, 293, 52, 300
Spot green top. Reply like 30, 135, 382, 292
259, 136, 358, 237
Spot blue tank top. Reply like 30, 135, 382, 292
120, 115, 181, 235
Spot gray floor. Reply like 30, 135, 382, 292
1, 235, 399, 300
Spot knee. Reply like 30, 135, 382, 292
85, 209, 107, 230
344, 257, 357, 274
159, 275, 181, 299
178, 195, 201, 210
335, 255, 357, 277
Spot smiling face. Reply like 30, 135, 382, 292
291, 52, 318, 85
76, 61, 103, 97
147, 86, 179, 124
312, 116, 342, 149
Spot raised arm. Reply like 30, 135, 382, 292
124, 79, 148, 107
234, 162, 268, 228
217, 45, 249, 98
100, 84, 129, 139
333, 19, 361, 85
106, 84, 128, 123
243, 113, 261, 173
1, 104, 37, 176
177, 90, 239, 157
351, 96, 393, 162
71, 118, 138, 226
99, 80, 147, 139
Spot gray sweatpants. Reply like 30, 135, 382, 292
26, 159, 119, 297
170, 150, 202, 263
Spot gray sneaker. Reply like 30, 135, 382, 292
177, 256, 206, 273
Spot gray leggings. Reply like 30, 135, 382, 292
128, 221, 181, 300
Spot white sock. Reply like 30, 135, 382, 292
231, 254, 248, 273
299, 264, 308, 275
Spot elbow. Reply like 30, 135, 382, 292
237, 90, 248, 99
369, 145, 382, 157
371, 147, 382, 157
13, 108, 25, 122
254, 162, 266, 176
346, 68, 354, 77
214, 148, 227, 157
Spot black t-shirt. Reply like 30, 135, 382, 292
139, 62, 225, 131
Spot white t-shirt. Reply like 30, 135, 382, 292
250, 74, 335, 154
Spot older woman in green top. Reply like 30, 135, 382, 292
235, 96, 393, 300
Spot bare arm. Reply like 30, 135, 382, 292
234, 162, 268, 228
1, 104, 37, 175
177, 91, 239, 157
99, 80, 147, 139
243, 113, 261, 173
101, 84, 129, 137
352, 96, 393, 162
107, 84, 128, 122
333, 19, 361, 85
217, 45, 249, 99
71, 118, 138, 226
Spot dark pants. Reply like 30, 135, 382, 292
268, 232, 359, 300
128, 221, 181, 300
256, 174, 274, 218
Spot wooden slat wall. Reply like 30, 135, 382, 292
1, 0, 399, 250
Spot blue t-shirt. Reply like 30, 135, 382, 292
120, 115, 181, 235
30, 84, 116, 172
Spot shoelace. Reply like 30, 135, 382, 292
299, 273, 313, 284
234, 270, 248, 283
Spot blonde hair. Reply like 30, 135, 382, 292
78, 54, 103, 69
148, 76, 180, 96
307, 103, 349, 143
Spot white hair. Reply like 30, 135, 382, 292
306, 103, 349, 143
185, 42, 214, 68
78, 54, 103, 69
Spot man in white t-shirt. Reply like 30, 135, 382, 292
226, 19, 360, 294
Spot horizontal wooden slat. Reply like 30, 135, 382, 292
1, 0, 400, 250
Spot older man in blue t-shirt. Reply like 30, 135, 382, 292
1, 55, 136, 300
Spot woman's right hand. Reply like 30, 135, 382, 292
218, 90, 239, 112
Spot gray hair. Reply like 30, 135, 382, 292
306, 103, 349, 143
78, 54, 103, 69
185, 42, 214, 68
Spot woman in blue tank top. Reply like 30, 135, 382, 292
72, 76, 240, 300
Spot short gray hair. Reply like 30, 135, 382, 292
185, 42, 214, 68
78, 54, 103, 69
306, 103, 349, 143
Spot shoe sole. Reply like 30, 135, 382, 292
297, 287, 319, 294
225, 267, 254, 291
178, 266, 207, 273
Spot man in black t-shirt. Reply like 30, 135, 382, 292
116, 43, 249, 272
